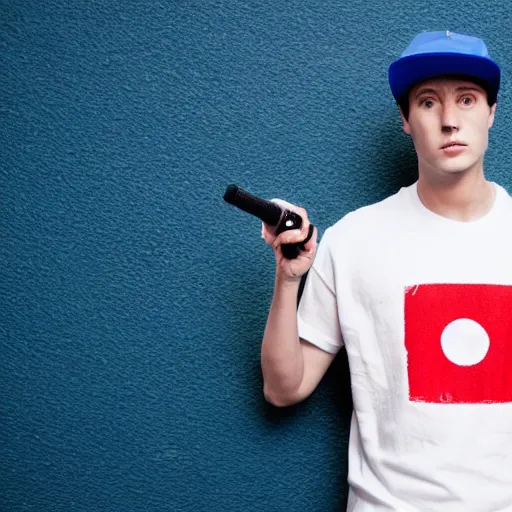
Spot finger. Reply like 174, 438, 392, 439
275, 229, 304, 246
261, 199, 290, 241
270, 198, 310, 226
303, 226, 318, 252
277, 218, 314, 245
269, 198, 296, 210
298, 215, 311, 240
271, 231, 300, 254
261, 222, 275, 244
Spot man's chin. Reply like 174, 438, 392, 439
440, 166, 470, 174
421, 155, 483, 177
433, 157, 478, 175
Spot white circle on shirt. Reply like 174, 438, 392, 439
441, 318, 490, 366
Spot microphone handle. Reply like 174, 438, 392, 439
224, 184, 315, 259
223, 184, 282, 225
275, 209, 314, 259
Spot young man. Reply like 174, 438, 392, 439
261, 32, 512, 510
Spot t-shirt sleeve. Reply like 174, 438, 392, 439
297, 227, 344, 354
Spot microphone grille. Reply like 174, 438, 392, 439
223, 184, 239, 205
223, 184, 282, 226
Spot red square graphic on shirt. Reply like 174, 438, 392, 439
404, 284, 512, 404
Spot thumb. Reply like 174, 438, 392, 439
261, 198, 290, 240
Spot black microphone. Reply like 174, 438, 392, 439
223, 184, 315, 259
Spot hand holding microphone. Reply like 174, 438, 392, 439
223, 185, 317, 279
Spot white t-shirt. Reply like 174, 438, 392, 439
297, 181, 512, 511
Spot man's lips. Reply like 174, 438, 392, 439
441, 141, 467, 149
440, 142, 467, 156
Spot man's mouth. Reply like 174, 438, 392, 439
441, 141, 467, 149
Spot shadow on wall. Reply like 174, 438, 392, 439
258, 274, 353, 509
370, 110, 418, 197
322, 107, 418, 223
260, 340, 353, 510
326, 348, 353, 511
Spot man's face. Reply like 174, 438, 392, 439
401, 77, 496, 177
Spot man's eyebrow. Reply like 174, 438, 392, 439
415, 88, 437, 99
415, 85, 484, 99
455, 86, 484, 93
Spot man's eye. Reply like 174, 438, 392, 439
461, 96, 473, 106
421, 99, 434, 108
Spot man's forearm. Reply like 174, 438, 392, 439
261, 273, 304, 404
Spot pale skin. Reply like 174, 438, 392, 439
261, 76, 498, 407
402, 77, 497, 222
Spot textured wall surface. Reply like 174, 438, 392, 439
1, 1, 511, 511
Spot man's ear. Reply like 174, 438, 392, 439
399, 106, 411, 135
488, 103, 497, 129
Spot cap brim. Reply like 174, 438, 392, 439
388, 53, 501, 103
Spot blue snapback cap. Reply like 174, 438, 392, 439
388, 31, 501, 104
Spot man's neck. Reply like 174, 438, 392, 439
416, 166, 495, 222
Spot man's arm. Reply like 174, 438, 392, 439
260, 204, 336, 407
261, 273, 336, 407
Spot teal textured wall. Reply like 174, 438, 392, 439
1, 1, 511, 511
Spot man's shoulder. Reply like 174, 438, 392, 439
496, 182, 512, 202
327, 184, 413, 238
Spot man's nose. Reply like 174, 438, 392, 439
441, 102, 460, 133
